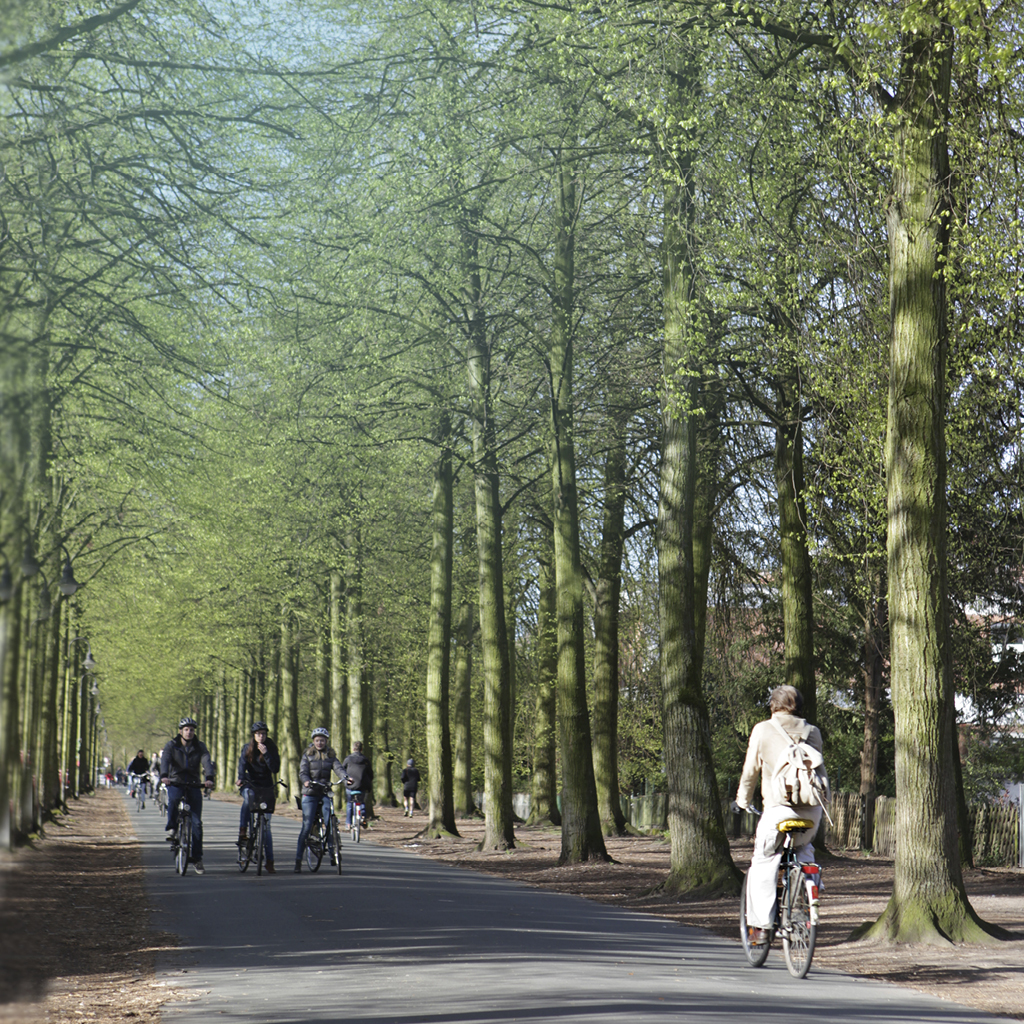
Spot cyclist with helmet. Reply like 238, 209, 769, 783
294, 727, 345, 873
236, 721, 281, 873
160, 717, 215, 874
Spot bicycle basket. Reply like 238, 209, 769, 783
250, 785, 277, 813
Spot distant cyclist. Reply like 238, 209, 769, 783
294, 728, 345, 873
236, 721, 281, 873
127, 749, 150, 797
160, 717, 215, 875
341, 740, 373, 829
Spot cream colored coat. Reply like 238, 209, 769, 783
736, 712, 823, 812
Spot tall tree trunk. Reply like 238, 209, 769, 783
279, 608, 302, 798
864, 5, 998, 943
316, 585, 331, 733
657, 60, 738, 896
548, 157, 607, 864
591, 410, 629, 836
0, 586, 23, 848
452, 599, 478, 817
528, 536, 560, 826
330, 571, 348, 753
425, 417, 458, 836
39, 598, 63, 819
775, 380, 816, 722
372, 671, 391, 809
346, 526, 368, 751
464, 221, 514, 850
859, 569, 885, 850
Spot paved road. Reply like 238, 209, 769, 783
128, 791, 1011, 1024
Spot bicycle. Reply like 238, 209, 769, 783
348, 787, 365, 843
156, 780, 168, 815
302, 786, 343, 875
238, 780, 288, 876
170, 797, 193, 876
129, 774, 145, 812
740, 814, 821, 979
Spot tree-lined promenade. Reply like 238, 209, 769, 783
2, 0, 1022, 950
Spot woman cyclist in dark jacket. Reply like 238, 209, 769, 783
236, 721, 281, 872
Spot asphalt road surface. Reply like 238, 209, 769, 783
129, 791, 1013, 1024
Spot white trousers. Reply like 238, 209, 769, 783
745, 804, 822, 927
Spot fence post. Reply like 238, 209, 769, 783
1019, 783, 1023, 870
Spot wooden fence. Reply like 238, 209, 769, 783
619, 791, 1021, 867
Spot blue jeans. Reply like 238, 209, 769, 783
240, 787, 275, 862
166, 784, 204, 860
296, 793, 335, 859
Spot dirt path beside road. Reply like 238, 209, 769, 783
0, 790, 1021, 1023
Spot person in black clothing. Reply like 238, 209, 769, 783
160, 717, 215, 874
341, 740, 373, 829
401, 758, 420, 817
236, 721, 281, 873
127, 750, 149, 797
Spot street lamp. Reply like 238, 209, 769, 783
58, 556, 80, 598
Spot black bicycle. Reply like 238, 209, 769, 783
303, 786, 343, 875
171, 797, 192, 876
238, 780, 288, 876
740, 815, 821, 978
130, 773, 146, 812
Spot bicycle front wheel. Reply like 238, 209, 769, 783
305, 820, 324, 872
739, 873, 771, 967
238, 829, 252, 873
782, 867, 816, 978
176, 813, 191, 876
331, 815, 343, 875
256, 814, 266, 876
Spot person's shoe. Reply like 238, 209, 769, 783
294, 860, 302, 873
238, 828, 248, 846
265, 861, 275, 874
165, 834, 175, 842
329, 853, 337, 866
747, 927, 768, 945
193, 860, 205, 875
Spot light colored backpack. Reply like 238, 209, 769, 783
769, 718, 831, 812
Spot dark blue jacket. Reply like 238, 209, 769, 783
160, 735, 214, 787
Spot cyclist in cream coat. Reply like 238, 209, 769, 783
734, 685, 823, 938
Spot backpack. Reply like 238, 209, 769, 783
769, 718, 831, 812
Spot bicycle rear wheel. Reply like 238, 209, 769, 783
256, 815, 266, 876
176, 811, 191, 876
352, 805, 361, 843
782, 867, 816, 978
740, 873, 771, 967
331, 815, 343, 875
305, 818, 324, 872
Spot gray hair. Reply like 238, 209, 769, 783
769, 685, 800, 715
